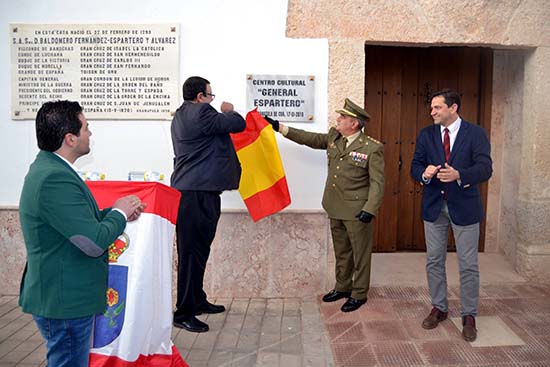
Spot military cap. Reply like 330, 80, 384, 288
335, 98, 371, 121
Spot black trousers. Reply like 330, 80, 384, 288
173, 190, 221, 322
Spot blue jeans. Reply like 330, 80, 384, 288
33, 315, 94, 367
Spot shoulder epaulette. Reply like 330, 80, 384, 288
366, 135, 382, 145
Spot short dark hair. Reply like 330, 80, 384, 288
36, 100, 83, 152
182, 76, 210, 101
431, 88, 461, 112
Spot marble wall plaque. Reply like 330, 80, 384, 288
10, 23, 180, 120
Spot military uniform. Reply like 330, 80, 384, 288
283, 125, 385, 299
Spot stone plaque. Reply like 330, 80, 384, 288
11, 24, 180, 120
246, 74, 314, 122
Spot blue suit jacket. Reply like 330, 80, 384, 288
410, 120, 492, 225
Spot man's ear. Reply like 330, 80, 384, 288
64, 133, 75, 147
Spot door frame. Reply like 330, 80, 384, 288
364, 45, 493, 252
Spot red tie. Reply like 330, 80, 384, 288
443, 128, 451, 162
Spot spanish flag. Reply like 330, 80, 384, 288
231, 109, 291, 222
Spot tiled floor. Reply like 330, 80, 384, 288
1, 253, 549, 366
320, 283, 550, 366
0, 296, 334, 367
173, 297, 333, 367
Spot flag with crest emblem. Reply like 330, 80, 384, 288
87, 181, 188, 367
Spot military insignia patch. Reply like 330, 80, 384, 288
350, 151, 368, 162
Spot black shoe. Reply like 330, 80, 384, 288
341, 297, 366, 312
195, 301, 226, 315
173, 316, 209, 333
322, 289, 351, 302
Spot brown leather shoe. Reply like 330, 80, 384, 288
462, 315, 477, 342
421, 307, 448, 329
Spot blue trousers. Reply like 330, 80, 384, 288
33, 315, 94, 367
424, 202, 480, 317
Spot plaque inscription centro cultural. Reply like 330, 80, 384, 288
246, 74, 315, 123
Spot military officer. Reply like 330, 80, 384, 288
265, 98, 385, 312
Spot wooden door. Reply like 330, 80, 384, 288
364, 46, 493, 252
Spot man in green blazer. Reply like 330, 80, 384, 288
265, 98, 385, 312
19, 100, 145, 367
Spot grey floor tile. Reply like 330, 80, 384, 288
228, 299, 250, 315
259, 333, 281, 353
280, 353, 301, 367
207, 349, 232, 366
265, 299, 284, 317
214, 328, 240, 350
256, 351, 279, 367
236, 331, 261, 352
231, 352, 257, 367
247, 299, 267, 316
280, 333, 302, 354
261, 316, 282, 334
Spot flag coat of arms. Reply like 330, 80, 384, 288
87, 181, 188, 367
231, 108, 291, 221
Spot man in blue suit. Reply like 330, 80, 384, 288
411, 89, 492, 342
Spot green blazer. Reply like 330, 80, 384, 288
285, 127, 385, 220
19, 151, 126, 319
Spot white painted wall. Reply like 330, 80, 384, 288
0, 0, 329, 209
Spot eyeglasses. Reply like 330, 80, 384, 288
205, 93, 215, 100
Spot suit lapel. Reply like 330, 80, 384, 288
449, 120, 470, 164
332, 134, 346, 155
47, 152, 101, 218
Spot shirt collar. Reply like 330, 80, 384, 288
441, 117, 461, 134
53, 152, 84, 181
343, 130, 362, 145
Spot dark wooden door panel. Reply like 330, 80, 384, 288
412, 48, 440, 251
364, 45, 492, 252
376, 47, 402, 251
365, 47, 384, 248
397, 48, 419, 251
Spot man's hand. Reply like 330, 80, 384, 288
437, 163, 460, 182
355, 210, 374, 223
220, 102, 234, 113
113, 195, 146, 222
127, 203, 147, 222
423, 164, 441, 180
264, 115, 280, 132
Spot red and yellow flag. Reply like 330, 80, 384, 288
231, 109, 291, 222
